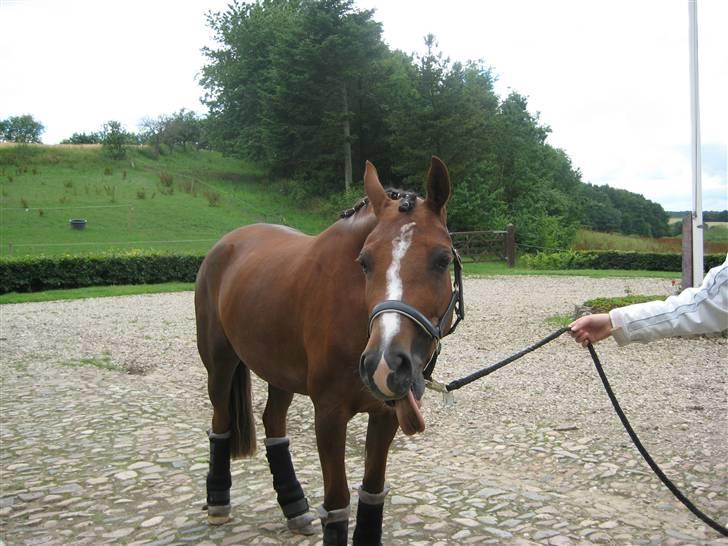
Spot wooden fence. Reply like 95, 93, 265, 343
450, 224, 516, 266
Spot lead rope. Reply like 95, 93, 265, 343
585, 341, 727, 537
428, 327, 728, 537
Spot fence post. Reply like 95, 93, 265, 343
505, 224, 516, 268
681, 215, 693, 288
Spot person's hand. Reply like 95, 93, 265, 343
569, 313, 613, 347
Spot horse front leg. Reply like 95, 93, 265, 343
314, 401, 353, 546
353, 410, 399, 546
262, 384, 317, 535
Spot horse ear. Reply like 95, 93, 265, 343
364, 160, 387, 216
425, 156, 451, 215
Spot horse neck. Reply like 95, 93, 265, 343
317, 208, 377, 255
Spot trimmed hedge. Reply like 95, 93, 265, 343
520, 250, 726, 272
2, 249, 726, 294
0, 251, 204, 294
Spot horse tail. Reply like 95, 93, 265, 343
229, 362, 256, 459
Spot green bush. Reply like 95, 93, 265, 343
584, 295, 668, 313
521, 250, 725, 272
0, 251, 204, 294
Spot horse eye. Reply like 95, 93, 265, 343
434, 253, 452, 271
357, 253, 372, 274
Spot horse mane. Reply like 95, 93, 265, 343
339, 189, 419, 219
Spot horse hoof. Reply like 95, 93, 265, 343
287, 511, 318, 536
207, 504, 231, 525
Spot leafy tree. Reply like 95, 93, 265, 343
447, 160, 508, 231
163, 109, 202, 151
385, 36, 498, 188
582, 197, 622, 232
450, 90, 583, 248
199, 1, 670, 247
140, 110, 205, 155
60, 132, 101, 144
101, 120, 129, 159
202, 0, 385, 192
704, 210, 728, 222
0, 114, 45, 143
139, 116, 167, 156
579, 184, 668, 237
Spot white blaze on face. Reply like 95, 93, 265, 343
379, 222, 416, 350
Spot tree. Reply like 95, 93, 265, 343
199, 1, 668, 247
384, 36, 498, 187
101, 120, 129, 159
162, 109, 202, 151
577, 183, 669, 237
202, 0, 385, 192
139, 116, 167, 156
704, 210, 728, 222
139, 110, 205, 155
60, 132, 101, 144
202, 0, 307, 164
0, 114, 45, 143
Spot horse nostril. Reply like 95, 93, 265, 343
359, 351, 376, 378
387, 351, 412, 377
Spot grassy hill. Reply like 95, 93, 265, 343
2, 145, 725, 261
0, 145, 331, 257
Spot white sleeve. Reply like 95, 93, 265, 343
609, 254, 728, 346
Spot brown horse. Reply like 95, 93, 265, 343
195, 157, 463, 545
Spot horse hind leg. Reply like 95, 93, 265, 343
263, 385, 317, 535
202, 342, 257, 525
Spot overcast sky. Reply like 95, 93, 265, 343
1, 0, 725, 212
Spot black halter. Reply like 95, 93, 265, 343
367, 248, 464, 380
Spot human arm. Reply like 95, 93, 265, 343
569, 255, 728, 347
609, 256, 727, 345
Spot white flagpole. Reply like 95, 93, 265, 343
688, 0, 704, 285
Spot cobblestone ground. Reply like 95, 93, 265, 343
1, 276, 726, 545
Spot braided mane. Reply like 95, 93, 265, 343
339, 189, 419, 219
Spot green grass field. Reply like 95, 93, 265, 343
0, 145, 330, 257
573, 227, 727, 253
0, 282, 194, 304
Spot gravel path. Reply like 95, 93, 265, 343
1, 275, 726, 546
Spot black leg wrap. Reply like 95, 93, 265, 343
323, 519, 349, 546
319, 505, 350, 546
353, 501, 384, 546
353, 486, 389, 546
206, 432, 231, 507
265, 439, 308, 518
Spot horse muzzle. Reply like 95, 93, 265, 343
359, 348, 426, 401
359, 348, 427, 436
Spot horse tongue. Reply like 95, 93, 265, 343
394, 389, 425, 435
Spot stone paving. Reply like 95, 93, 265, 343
1, 276, 727, 545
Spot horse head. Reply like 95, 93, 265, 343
358, 157, 462, 435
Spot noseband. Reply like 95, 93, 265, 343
367, 248, 465, 380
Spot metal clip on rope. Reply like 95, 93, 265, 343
424, 378, 455, 406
